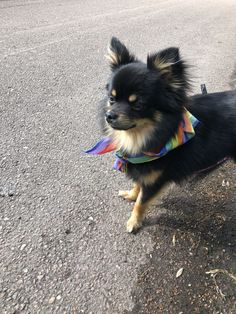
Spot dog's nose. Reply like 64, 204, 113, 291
105, 111, 118, 124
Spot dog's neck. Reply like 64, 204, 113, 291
106, 111, 183, 155
108, 122, 157, 155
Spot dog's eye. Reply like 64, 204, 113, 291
109, 96, 116, 104
128, 94, 137, 103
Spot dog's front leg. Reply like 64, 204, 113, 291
118, 182, 140, 202
126, 180, 168, 233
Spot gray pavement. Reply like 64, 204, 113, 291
0, 0, 236, 313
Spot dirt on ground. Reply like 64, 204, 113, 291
126, 162, 236, 314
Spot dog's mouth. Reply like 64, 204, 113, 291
105, 115, 136, 130
110, 123, 136, 130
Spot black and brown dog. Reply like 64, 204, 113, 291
97, 37, 236, 233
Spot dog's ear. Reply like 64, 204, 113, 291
106, 37, 136, 71
147, 47, 188, 91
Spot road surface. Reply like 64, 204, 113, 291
0, 0, 236, 313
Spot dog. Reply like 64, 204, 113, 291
93, 37, 236, 233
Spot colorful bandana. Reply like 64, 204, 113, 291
85, 110, 200, 172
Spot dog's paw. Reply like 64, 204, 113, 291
126, 216, 142, 233
118, 190, 137, 202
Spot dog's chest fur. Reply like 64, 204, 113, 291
108, 123, 156, 155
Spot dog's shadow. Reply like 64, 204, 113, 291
142, 192, 236, 252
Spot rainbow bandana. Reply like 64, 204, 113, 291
85, 110, 199, 172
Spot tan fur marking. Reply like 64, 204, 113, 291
154, 58, 173, 73
141, 171, 162, 186
107, 120, 156, 155
154, 111, 162, 123
170, 82, 184, 90
153, 57, 183, 90
111, 89, 117, 97
127, 190, 144, 232
119, 183, 140, 202
127, 184, 170, 232
105, 112, 162, 155
128, 94, 137, 103
106, 46, 120, 66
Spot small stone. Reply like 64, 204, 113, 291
56, 295, 62, 300
12, 292, 18, 300
37, 274, 44, 281
222, 179, 230, 187
20, 303, 26, 310
17, 279, 23, 285
48, 296, 55, 304
20, 244, 27, 251
15, 304, 20, 310
88, 216, 94, 225
8, 191, 14, 197
176, 267, 184, 278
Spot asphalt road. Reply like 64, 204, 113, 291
0, 0, 236, 313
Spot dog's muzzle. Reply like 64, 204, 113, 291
105, 111, 118, 124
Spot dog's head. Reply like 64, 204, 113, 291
103, 37, 190, 154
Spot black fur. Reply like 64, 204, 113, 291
100, 37, 236, 231
107, 37, 137, 71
